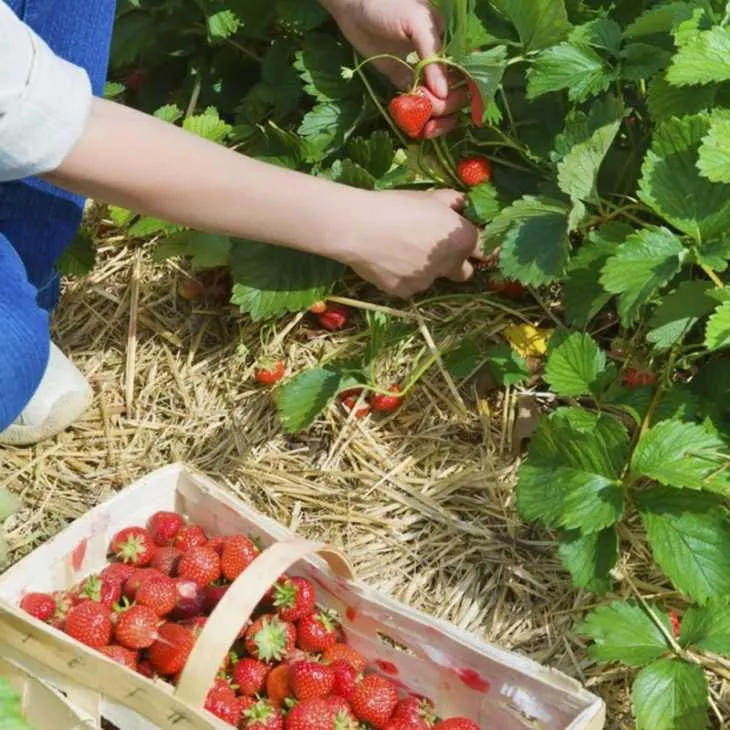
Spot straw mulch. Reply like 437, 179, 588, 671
0, 226, 688, 729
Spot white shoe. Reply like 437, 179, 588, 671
0, 343, 93, 446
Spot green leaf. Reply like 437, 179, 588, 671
485, 196, 570, 286
624, 2, 696, 39
705, 301, 730, 351
516, 408, 628, 533
153, 232, 232, 269
208, 10, 240, 39
557, 527, 617, 594
0, 489, 20, 522
460, 47, 508, 125
443, 340, 481, 379
698, 112, 730, 183
667, 25, 730, 86
610, 384, 701, 426
347, 131, 395, 179
570, 18, 622, 55
230, 241, 344, 321
557, 97, 624, 205
323, 159, 375, 190
632, 659, 708, 730
0, 677, 33, 730
637, 488, 730, 604
275, 368, 342, 433
580, 601, 672, 667
276, 0, 328, 32
600, 227, 686, 326
104, 81, 125, 99
631, 421, 730, 494
56, 230, 96, 277
183, 107, 232, 144
680, 600, 730, 653
294, 34, 357, 102
491, 0, 570, 51
639, 115, 730, 241
620, 43, 672, 81
154, 104, 183, 123
527, 43, 616, 103
544, 331, 610, 398
464, 183, 500, 225
647, 75, 718, 123
298, 100, 363, 162
648, 280, 716, 350
484, 344, 529, 386
695, 237, 730, 273
128, 217, 183, 238
245, 123, 302, 170
564, 223, 631, 327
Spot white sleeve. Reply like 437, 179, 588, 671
0, 1, 93, 182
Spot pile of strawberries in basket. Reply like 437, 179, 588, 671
18, 511, 478, 730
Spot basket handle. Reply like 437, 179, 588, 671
174, 538, 354, 710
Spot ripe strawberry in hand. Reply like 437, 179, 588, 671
389, 91, 433, 139
147, 511, 184, 546
65, 601, 113, 648
242, 698, 283, 730
456, 156, 492, 187
297, 612, 339, 652
220, 534, 259, 581
318, 304, 350, 332
110, 527, 156, 566
255, 360, 286, 386
351, 674, 399, 728
234, 658, 271, 696
99, 645, 139, 671
273, 576, 316, 622
114, 605, 159, 650
20, 593, 56, 622
174, 524, 208, 551
178, 546, 221, 588
148, 622, 195, 675
245, 614, 296, 662
135, 574, 178, 616
371, 386, 404, 414
433, 719, 479, 730
289, 660, 335, 700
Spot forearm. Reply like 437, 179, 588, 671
44, 98, 365, 262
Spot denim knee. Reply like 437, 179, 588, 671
0, 234, 51, 430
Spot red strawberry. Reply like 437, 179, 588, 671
205, 680, 242, 726
150, 546, 182, 576
432, 720, 479, 730
466, 78, 485, 128
148, 623, 195, 676
242, 698, 283, 730
486, 274, 526, 300
255, 360, 286, 386
49, 591, 76, 629
123, 568, 163, 601
273, 577, 316, 622
289, 660, 335, 700
207, 535, 226, 555
388, 91, 433, 139
180, 615, 208, 636
137, 659, 155, 678
669, 609, 681, 638
239, 696, 257, 716
178, 546, 221, 588
326, 696, 357, 721
65, 601, 113, 648
220, 534, 259, 581
342, 396, 370, 418
371, 386, 404, 414
175, 524, 208, 551
317, 304, 350, 332
169, 578, 206, 620
297, 612, 338, 653
135, 574, 178, 616
266, 663, 293, 709
385, 720, 430, 730
245, 614, 296, 662
234, 657, 271, 696
79, 575, 122, 608
20, 593, 56, 622
203, 584, 229, 613
624, 368, 656, 390
110, 526, 156, 566
98, 645, 139, 671
351, 674, 399, 728
147, 511, 184, 546
330, 659, 359, 700
394, 696, 436, 726
284, 698, 339, 730
456, 156, 492, 187
100, 562, 136, 586
178, 278, 204, 302
323, 644, 367, 673
114, 604, 159, 650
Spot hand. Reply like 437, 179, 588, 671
323, 0, 466, 138
336, 189, 483, 298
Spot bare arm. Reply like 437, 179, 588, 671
46, 98, 481, 297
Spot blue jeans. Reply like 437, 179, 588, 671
0, 0, 115, 430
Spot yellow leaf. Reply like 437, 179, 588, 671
503, 324, 553, 359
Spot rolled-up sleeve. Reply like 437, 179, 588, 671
0, 1, 92, 182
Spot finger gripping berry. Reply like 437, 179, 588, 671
388, 92, 433, 139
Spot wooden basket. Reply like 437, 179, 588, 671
0, 655, 96, 729
0, 464, 605, 730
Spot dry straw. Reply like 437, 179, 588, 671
0, 219, 723, 728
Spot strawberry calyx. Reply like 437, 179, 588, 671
252, 616, 292, 662
243, 698, 278, 723
115, 534, 151, 564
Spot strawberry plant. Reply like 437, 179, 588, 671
97, 0, 730, 724
0, 679, 33, 730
